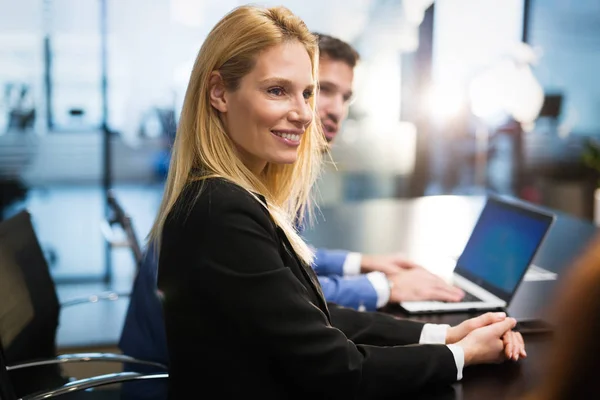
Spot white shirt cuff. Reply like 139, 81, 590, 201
419, 324, 463, 381
342, 252, 362, 276
419, 323, 450, 344
365, 271, 390, 309
446, 344, 465, 381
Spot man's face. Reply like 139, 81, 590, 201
317, 57, 354, 143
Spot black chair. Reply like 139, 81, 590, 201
0, 210, 167, 398
0, 334, 167, 400
101, 190, 144, 273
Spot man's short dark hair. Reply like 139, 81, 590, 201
313, 32, 360, 68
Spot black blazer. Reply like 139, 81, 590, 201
158, 178, 457, 399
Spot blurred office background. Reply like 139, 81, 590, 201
1, 0, 600, 345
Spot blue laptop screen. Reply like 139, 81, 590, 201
456, 197, 554, 299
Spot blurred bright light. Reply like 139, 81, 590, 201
504, 64, 544, 125
356, 52, 401, 123
424, 83, 466, 120
469, 55, 544, 126
468, 62, 509, 122
402, 0, 435, 25
431, 0, 524, 107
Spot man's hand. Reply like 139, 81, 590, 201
387, 268, 465, 303
456, 317, 521, 365
446, 312, 508, 344
360, 253, 421, 275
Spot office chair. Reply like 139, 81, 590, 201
0, 210, 167, 398
0, 334, 167, 400
101, 190, 144, 272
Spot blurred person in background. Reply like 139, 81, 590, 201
309, 33, 464, 310
525, 233, 600, 400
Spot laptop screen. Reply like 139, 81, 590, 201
455, 196, 555, 302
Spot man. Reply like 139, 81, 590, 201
119, 33, 466, 399
310, 33, 464, 311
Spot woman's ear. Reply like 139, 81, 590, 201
209, 71, 228, 113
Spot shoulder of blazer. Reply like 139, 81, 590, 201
170, 178, 276, 235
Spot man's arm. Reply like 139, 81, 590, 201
312, 247, 350, 276
318, 273, 390, 311
314, 249, 465, 303
314, 248, 392, 310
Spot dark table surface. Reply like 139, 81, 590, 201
303, 195, 599, 400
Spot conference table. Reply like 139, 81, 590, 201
302, 195, 598, 400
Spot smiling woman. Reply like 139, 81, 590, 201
149, 5, 325, 266
208, 41, 315, 172
140, 4, 523, 399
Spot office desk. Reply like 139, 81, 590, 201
303, 195, 598, 400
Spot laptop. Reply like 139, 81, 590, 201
508, 279, 558, 333
400, 195, 556, 314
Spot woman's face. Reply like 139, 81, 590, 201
216, 41, 314, 174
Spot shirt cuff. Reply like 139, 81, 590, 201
342, 252, 362, 276
365, 271, 390, 309
419, 323, 451, 344
446, 344, 465, 381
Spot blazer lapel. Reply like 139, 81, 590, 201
253, 193, 330, 320
276, 227, 330, 320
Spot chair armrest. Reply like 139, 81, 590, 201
60, 290, 130, 307
100, 219, 130, 248
22, 371, 168, 400
6, 352, 167, 371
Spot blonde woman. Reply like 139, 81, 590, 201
152, 5, 524, 398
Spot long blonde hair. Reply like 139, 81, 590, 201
148, 5, 325, 265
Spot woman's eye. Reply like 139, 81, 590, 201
303, 90, 314, 100
267, 87, 284, 96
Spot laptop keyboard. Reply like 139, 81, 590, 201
460, 291, 482, 303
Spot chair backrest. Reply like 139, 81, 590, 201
106, 190, 144, 269
0, 331, 18, 400
0, 210, 66, 396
